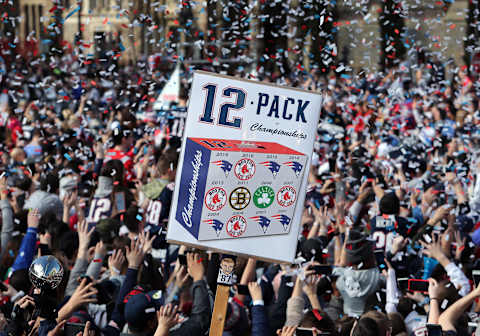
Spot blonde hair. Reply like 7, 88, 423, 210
10, 148, 25, 162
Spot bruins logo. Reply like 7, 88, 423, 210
229, 187, 251, 211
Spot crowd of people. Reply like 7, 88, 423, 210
0, 49, 479, 336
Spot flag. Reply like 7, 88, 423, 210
153, 64, 180, 110
259, 161, 281, 177
211, 160, 233, 177
271, 214, 291, 231
283, 161, 303, 177
203, 219, 224, 237
249, 216, 271, 233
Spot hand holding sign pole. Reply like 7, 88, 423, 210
209, 255, 236, 336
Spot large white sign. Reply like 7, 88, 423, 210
166, 71, 321, 263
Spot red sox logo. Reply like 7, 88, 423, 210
277, 186, 296, 207
204, 187, 227, 211
234, 158, 256, 180
226, 215, 247, 238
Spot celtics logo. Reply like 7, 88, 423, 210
229, 187, 251, 211
204, 187, 227, 212
253, 186, 275, 209
226, 215, 247, 238
234, 158, 255, 180
277, 186, 296, 207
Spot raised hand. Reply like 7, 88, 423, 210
94, 240, 107, 258
186, 252, 205, 282
75, 321, 93, 336
428, 278, 442, 300
68, 278, 98, 308
0, 176, 7, 201
426, 205, 451, 226
28, 208, 41, 229
248, 282, 263, 301
108, 249, 125, 276
276, 326, 297, 336
14, 295, 35, 312
47, 320, 66, 336
138, 231, 156, 255
390, 235, 407, 255
420, 234, 450, 267
174, 265, 190, 289
302, 274, 321, 297
64, 189, 78, 209
77, 220, 94, 259
155, 304, 181, 336
126, 238, 145, 270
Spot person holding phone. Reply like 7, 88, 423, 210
420, 234, 470, 297
284, 264, 336, 335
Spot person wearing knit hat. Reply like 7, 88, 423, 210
343, 229, 375, 266
332, 229, 380, 317
379, 192, 400, 216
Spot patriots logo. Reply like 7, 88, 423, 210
203, 219, 225, 237
211, 160, 233, 177
271, 214, 291, 231
283, 161, 303, 177
259, 161, 281, 177
249, 216, 271, 233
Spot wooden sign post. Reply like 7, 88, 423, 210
209, 255, 236, 336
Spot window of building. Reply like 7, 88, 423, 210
32, 4, 36, 36
24, 5, 29, 39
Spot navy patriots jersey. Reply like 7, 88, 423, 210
145, 182, 174, 226
370, 215, 417, 252
86, 197, 113, 226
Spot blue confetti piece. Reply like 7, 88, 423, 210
136, 215, 143, 221
64, 153, 72, 161
64, 6, 80, 21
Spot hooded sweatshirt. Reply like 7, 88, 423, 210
332, 266, 381, 317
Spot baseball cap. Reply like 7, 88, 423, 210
124, 288, 164, 330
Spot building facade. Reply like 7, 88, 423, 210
11, 0, 472, 72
